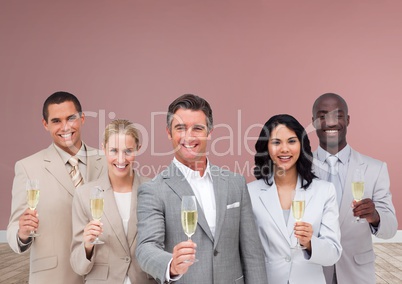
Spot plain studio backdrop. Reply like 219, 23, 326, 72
1, 1, 401, 238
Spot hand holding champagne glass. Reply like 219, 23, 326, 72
181, 195, 198, 262
292, 190, 306, 250
26, 179, 40, 237
352, 168, 365, 223
90, 186, 104, 244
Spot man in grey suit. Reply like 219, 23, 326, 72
136, 94, 267, 284
311, 93, 397, 284
7, 91, 106, 284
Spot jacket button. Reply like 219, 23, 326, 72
125, 256, 131, 262
214, 250, 219, 256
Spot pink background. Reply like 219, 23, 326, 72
1, 1, 401, 230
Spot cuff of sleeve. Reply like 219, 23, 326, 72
17, 235, 33, 247
165, 258, 183, 282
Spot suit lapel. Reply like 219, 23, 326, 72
164, 163, 214, 243
211, 166, 227, 248
259, 181, 292, 246
126, 171, 140, 248
101, 176, 130, 254
43, 145, 75, 196
86, 145, 104, 182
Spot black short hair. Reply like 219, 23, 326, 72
42, 91, 82, 122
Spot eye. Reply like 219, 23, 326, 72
124, 149, 134, 155
270, 140, 280, 145
288, 139, 298, 144
109, 148, 117, 153
175, 125, 186, 131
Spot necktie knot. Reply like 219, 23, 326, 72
68, 156, 83, 188
68, 156, 79, 167
326, 155, 339, 175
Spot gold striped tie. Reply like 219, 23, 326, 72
68, 156, 84, 188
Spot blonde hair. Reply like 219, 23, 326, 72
103, 119, 140, 150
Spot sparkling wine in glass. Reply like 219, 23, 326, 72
181, 195, 198, 262
352, 168, 365, 223
90, 186, 104, 244
26, 179, 40, 237
292, 190, 306, 250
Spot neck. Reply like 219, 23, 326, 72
321, 142, 346, 155
181, 157, 208, 177
274, 167, 298, 190
109, 172, 134, 193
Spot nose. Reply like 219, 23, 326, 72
118, 151, 125, 163
324, 112, 339, 127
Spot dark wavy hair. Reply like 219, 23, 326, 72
253, 114, 316, 189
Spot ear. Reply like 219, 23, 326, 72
42, 118, 49, 131
207, 128, 213, 140
346, 115, 350, 126
312, 116, 318, 129
80, 112, 85, 125
166, 127, 172, 140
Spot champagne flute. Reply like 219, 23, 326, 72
181, 196, 198, 262
90, 186, 104, 244
292, 190, 306, 250
26, 179, 40, 237
352, 168, 365, 223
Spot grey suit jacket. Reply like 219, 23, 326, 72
313, 147, 398, 284
7, 143, 106, 284
135, 162, 267, 284
71, 170, 156, 284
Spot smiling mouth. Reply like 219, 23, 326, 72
182, 144, 196, 149
115, 164, 128, 169
60, 133, 73, 139
324, 130, 339, 134
278, 156, 291, 161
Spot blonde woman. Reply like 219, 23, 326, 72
71, 119, 156, 283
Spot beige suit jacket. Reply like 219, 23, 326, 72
70, 171, 157, 284
7, 143, 106, 284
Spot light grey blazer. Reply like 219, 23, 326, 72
7, 144, 105, 284
313, 148, 398, 284
248, 176, 341, 284
135, 162, 267, 284
70, 171, 156, 284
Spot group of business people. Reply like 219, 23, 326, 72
7, 91, 397, 284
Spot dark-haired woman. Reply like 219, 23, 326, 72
248, 114, 341, 284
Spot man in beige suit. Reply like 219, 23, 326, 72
7, 91, 106, 284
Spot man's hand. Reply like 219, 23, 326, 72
353, 198, 380, 226
18, 208, 39, 242
170, 241, 197, 277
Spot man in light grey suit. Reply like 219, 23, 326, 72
7, 91, 106, 284
311, 93, 398, 284
136, 94, 267, 284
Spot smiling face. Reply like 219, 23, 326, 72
167, 108, 211, 171
104, 133, 137, 180
42, 101, 84, 155
268, 124, 301, 175
312, 95, 350, 154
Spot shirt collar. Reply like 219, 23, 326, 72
53, 142, 87, 165
317, 144, 351, 165
173, 157, 211, 180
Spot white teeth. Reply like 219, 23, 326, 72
279, 156, 290, 159
183, 144, 196, 149
325, 130, 338, 133
116, 164, 126, 169
61, 133, 72, 138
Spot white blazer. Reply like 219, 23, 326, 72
247, 176, 342, 284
